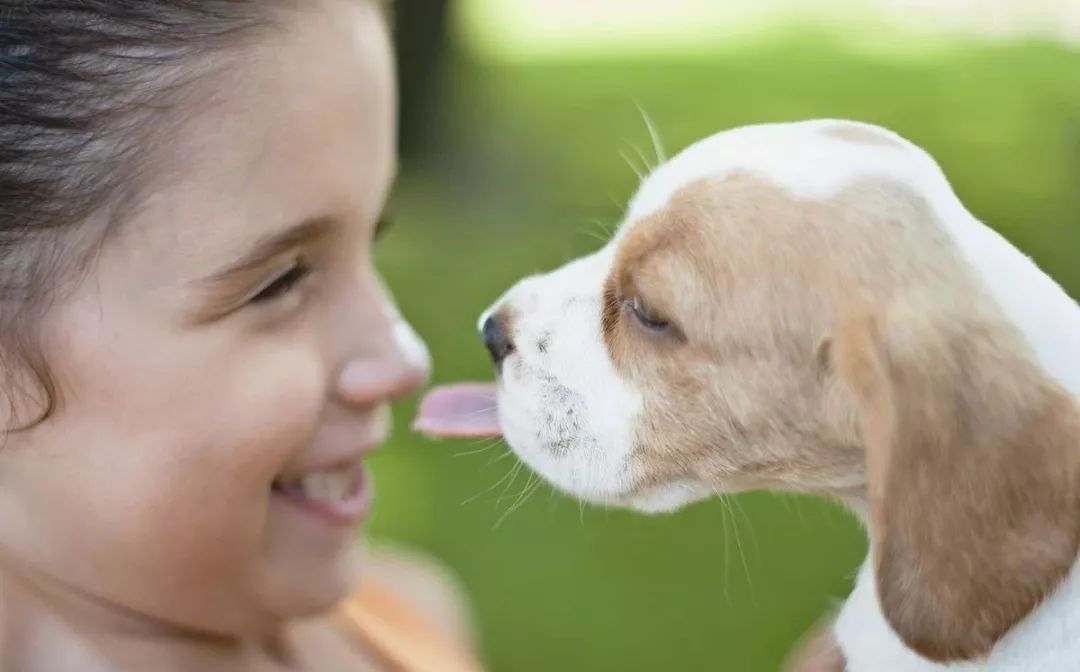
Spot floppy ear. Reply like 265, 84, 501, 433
833, 295, 1080, 663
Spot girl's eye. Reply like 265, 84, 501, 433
248, 263, 312, 305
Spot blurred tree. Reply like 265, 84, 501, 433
393, 0, 451, 164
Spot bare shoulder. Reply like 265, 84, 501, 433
358, 542, 475, 645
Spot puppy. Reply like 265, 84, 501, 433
416, 120, 1080, 670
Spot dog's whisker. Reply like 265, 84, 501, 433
619, 148, 646, 181
453, 439, 503, 458
489, 449, 515, 466
577, 217, 617, 246
586, 217, 615, 237
578, 221, 613, 245
725, 494, 758, 607
494, 474, 543, 529
628, 140, 654, 174
635, 102, 667, 165
577, 225, 610, 245
494, 484, 537, 531
718, 495, 734, 605
494, 461, 525, 507
713, 492, 756, 606
730, 495, 761, 563
493, 466, 531, 506
607, 194, 626, 213
452, 446, 491, 458
460, 475, 512, 507
461, 458, 520, 506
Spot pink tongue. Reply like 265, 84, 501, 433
412, 382, 501, 438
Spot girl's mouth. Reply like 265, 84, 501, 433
271, 465, 372, 526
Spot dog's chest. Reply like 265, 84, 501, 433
834, 561, 1080, 672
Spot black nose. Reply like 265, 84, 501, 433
482, 314, 515, 365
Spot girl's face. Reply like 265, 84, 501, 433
0, 0, 427, 634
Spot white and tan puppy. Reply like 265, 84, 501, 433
416, 119, 1080, 670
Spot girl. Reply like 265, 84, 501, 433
0, 1, 481, 669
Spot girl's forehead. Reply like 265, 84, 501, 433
108, 0, 396, 283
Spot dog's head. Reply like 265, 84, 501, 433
479, 120, 1080, 662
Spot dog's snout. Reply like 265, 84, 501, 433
481, 314, 515, 366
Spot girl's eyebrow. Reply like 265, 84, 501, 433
199, 216, 333, 285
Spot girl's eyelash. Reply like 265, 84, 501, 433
248, 263, 312, 305
241, 215, 388, 310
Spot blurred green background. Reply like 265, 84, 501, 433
369, 1, 1080, 670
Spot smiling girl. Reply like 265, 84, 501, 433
0, 1, 480, 670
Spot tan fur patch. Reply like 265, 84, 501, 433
822, 124, 905, 148
605, 172, 1080, 661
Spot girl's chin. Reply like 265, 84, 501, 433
256, 541, 364, 623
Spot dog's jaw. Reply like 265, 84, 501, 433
615, 480, 714, 514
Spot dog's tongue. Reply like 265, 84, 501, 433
413, 382, 501, 438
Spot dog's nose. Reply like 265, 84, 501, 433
481, 314, 515, 365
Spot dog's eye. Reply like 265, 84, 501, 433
626, 296, 671, 332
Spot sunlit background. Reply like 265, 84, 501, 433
372, 1, 1080, 670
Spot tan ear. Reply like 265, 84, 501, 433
834, 296, 1080, 663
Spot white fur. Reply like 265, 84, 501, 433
480, 249, 644, 504
484, 119, 1080, 668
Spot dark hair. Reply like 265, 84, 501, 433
0, 1, 288, 427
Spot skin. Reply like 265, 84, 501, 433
0, 1, 458, 669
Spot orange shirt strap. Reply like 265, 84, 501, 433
336, 579, 484, 672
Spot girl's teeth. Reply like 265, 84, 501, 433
298, 471, 354, 503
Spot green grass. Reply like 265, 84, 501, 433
367, 30, 1080, 672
